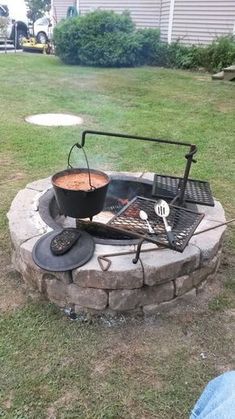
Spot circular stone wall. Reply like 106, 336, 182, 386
7, 173, 226, 315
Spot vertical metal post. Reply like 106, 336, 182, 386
4, 33, 7, 53
14, 23, 17, 53
178, 145, 197, 205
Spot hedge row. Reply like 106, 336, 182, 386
53, 10, 235, 71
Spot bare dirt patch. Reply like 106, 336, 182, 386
215, 100, 235, 113
2, 390, 14, 410
194, 75, 211, 82
0, 254, 27, 313
0, 154, 29, 312
0, 172, 25, 185
46, 391, 78, 419
93, 340, 163, 389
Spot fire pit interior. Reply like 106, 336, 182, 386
40, 175, 154, 245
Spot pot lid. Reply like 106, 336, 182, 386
32, 230, 95, 271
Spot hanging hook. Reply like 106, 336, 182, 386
67, 142, 95, 190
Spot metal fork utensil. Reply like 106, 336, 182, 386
154, 200, 175, 247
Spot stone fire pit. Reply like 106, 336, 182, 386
7, 172, 226, 315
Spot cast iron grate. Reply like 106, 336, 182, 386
152, 174, 214, 206
108, 196, 204, 252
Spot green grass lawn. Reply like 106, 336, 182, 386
0, 54, 234, 418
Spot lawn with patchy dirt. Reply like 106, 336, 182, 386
0, 54, 234, 418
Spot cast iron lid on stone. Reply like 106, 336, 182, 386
32, 229, 95, 272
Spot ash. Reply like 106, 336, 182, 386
63, 307, 145, 327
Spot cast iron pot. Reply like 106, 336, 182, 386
52, 168, 110, 219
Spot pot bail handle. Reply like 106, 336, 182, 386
67, 142, 95, 190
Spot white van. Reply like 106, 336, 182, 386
32, 16, 53, 44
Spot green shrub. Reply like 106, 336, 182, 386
168, 36, 235, 71
137, 28, 168, 66
54, 10, 235, 71
76, 32, 144, 67
53, 18, 81, 65
54, 11, 167, 67
168, 35, 235, 71
205, 35, 235, 71
54, 10, 141, 66
167, 42, 186, 68
76, 9, 135, 36
167, 42, 203, 69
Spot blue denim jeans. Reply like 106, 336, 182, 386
190, 371, 235, 418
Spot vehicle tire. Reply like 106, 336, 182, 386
14, 30, 27, 49
36, 32, 48, 44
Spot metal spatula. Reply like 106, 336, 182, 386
154, 200, 175, 247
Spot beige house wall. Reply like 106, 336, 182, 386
79, 0, 161, 28
52, 0, 235, 44
171, 0, 235, 44
51, 0, 76, 22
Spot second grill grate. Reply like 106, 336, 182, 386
152, 174, 214, 206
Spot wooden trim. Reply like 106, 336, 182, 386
168, 0, 175, 43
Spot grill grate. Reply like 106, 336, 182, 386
152, 174, 214, 206
108, 196, 204, 252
